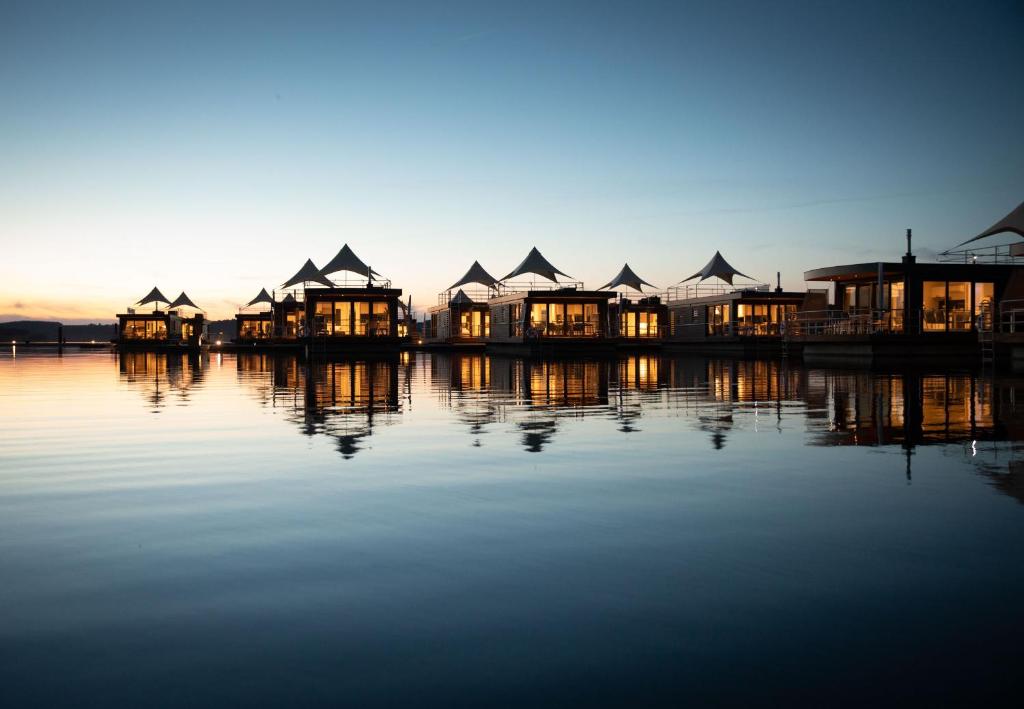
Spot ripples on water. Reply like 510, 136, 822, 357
2, 349, 1023, 707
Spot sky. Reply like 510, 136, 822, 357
1, 0, 1023, 322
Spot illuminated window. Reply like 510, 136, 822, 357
974, 282, 994, 321
922, 281, 946, 331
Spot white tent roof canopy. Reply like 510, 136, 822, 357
282, 259, 334, 289
502, 247, 572, 282
168, 291, 201, 310
681, 251, 753, 286
320, 244, 380, 278
449, 261, 498, 290
246, 288, 274, 307
950, 200, 1024, 249
137, 286, 170, 306
599, 263, 657, 292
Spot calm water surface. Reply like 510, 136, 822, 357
2, 349, 1024, 706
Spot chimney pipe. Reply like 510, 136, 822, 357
906, 228, 912, 256
776, 271, 782, 293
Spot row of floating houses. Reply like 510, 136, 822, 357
117, 200, 1024, 363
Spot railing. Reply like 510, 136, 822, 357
522, 319, 604, 338
998, 299, 1024, 333
783, 308, 988, 336
496, 279, 586, 295
311, 315, 392, 337
665, 282, 770, 301
436, 287, 496, 306
939, 243, 1024, 264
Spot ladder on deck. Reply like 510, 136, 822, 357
979, 301, 995, 364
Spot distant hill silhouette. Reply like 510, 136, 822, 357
1, 320, 113, 342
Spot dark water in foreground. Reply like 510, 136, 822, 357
2, 349, 1024, 707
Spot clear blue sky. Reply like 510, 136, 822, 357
2, 0, 1022, 320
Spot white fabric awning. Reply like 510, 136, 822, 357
599, 263, 657, 292
681, 251, 752, 285
282, 259, 334, 289
502, 247, 572, 282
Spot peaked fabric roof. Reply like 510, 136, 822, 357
282, 259, 334, 288
320, 244, 379, 278
168, 291, 200, 310
246, 288, 274, 306
449, 289, 475, 306
502, 247, 572, 282
952, 200, 1024, 248
449, 261, 498, 290
137, 286, 170, 306
599, 263, 657, 292
682, 251, 753, 285
281, 293, 297, 304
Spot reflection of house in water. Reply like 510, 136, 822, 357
654, 356, 806, 449
267, 356, 401, 459
803, 371, 1014, 447
119, 351, 207, 410
973, 458, 1024, 505
802, 369, 1024, 490
430, 354, 497, 445
236, 353, 276, 405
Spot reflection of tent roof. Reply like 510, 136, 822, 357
950, 200, 1024, 248
502, 247, 571, 282
137, 287, 170, 306
599, 263, 657, 292
449, 289, 475, 306
681, 251, 752, 285
282, 259, 334, 288
449, 261, 498, 290
168, 291, 200, 310
320, 244, 380, 278
247, 288, 274, 307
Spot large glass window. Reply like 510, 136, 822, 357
567, 304, 584, 335
372, 302, 390, 335
530, 303, 547, 332
947, 282, 970, 331
707, 304, 730, 336
974, 282, 994, 322
354, 302, 370, 335
548, 303, 565, 335
315, 302, 333, 335
843, 285, 857, 311
623, 311, 637, 337
889, 281, 905, 332
336, 302, 352, 335
584, 303, 599, 335
922, 281, 947, 332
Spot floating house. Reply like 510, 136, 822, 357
790, 201, 1024, 364
116, 287, 207, 349
664, 252, 816, 351
600, 263, 666, 345
235, 288, 274, 343
487, 247, 616, 353
425, 261, 497, 346
290, 244, 404, 352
